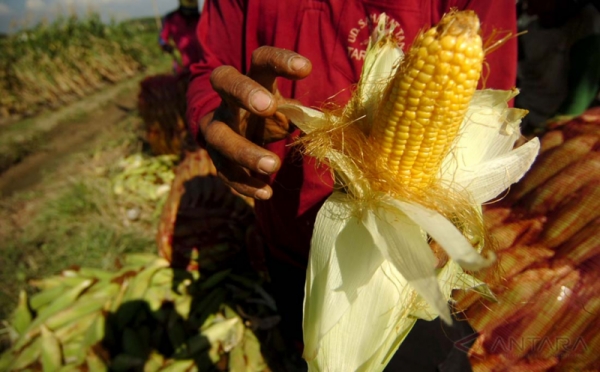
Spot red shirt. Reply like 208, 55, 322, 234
187, 0, 518, 269
160, 10, 202, 70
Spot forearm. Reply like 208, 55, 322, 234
186, 0, 245, 142
187, 71, 221, 141
159, 16, 170, 48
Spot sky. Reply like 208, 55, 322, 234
0, 0, 204, 34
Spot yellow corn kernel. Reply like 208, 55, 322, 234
370, 10, 483, 190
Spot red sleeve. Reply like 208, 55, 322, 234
186, 0, 246, 140
159, 18, 170, 45
452, 0, 518, 94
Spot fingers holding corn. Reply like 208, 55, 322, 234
202, 47, 312, 200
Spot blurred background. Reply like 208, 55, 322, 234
0, 0, 205, 35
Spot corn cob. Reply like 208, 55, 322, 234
464, 112, 600, 370
506, 134, 598, 204
370, 10, 483, 189
556, 219, 600, 265
40, 326, 62, 371
481, 244, 554, 284
494, 270, 579, 359
539, 180, 600, 248
470, 269, 580, 368
2, 254, 276, 371
482, 207, 511, 228
535, 274, 600, 359
467, 266, 572, 331
452, 245, 555, 316
557, 312, 600, 371
525, 152, 600, 215
488, 218, 543, 251
538, 130, 565, 154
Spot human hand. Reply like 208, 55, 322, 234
199, 46, 312, 200
161, 44, 174, 53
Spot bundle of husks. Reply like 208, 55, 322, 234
138, 73, 190, 156
113, 154, 178, 204
0, 254, 276, 371
1, 148, 291, 371
156, 149, 261, 274
457, 107, 600, 371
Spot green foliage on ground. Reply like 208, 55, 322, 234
0, 255, 273, 371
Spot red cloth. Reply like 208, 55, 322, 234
187, 0, 518, 269
160, 10, 202, 70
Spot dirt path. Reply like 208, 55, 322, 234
0, 91, 137, 197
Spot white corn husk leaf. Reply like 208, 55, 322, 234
356, 14, 404, 124
441, 89, 539, 204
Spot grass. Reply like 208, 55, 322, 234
0, 13, 169, 119
0, 130, 45, 173
0, 111, 169, 322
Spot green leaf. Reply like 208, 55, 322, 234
242, 329, 268, 371
10, 337, 42, 370
82, 313, 105, 350
199, 269, 231, 291
143, 351, 165, 372
86, 349, 109, 372
122, 261, 170, 302
10, 290, 32, 336
158, 359, 195, 372
30, 285, 69, 311
110, 354, 145, 371
0, 350, 14, 371
14, 279, 94, 350
40, 325, 62, 372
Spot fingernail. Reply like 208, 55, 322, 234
290, 57, 307, 71
257, 156, 277, 174
255, 188, 271, 200
250, 91, 272, 112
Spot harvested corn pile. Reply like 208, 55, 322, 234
156, 149, 260, 274
457, 107, 600, 371
113, 154, 178, 204
138, 73, 189, 155
0, 254, 276, 372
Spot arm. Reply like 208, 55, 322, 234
187, 0, 245, 138
159, 15, 173, 53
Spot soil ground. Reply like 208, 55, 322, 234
0, 91, 137, 197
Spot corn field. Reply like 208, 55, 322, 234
0, 14, 160, 119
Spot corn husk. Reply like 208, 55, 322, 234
279, 13, 539, 371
